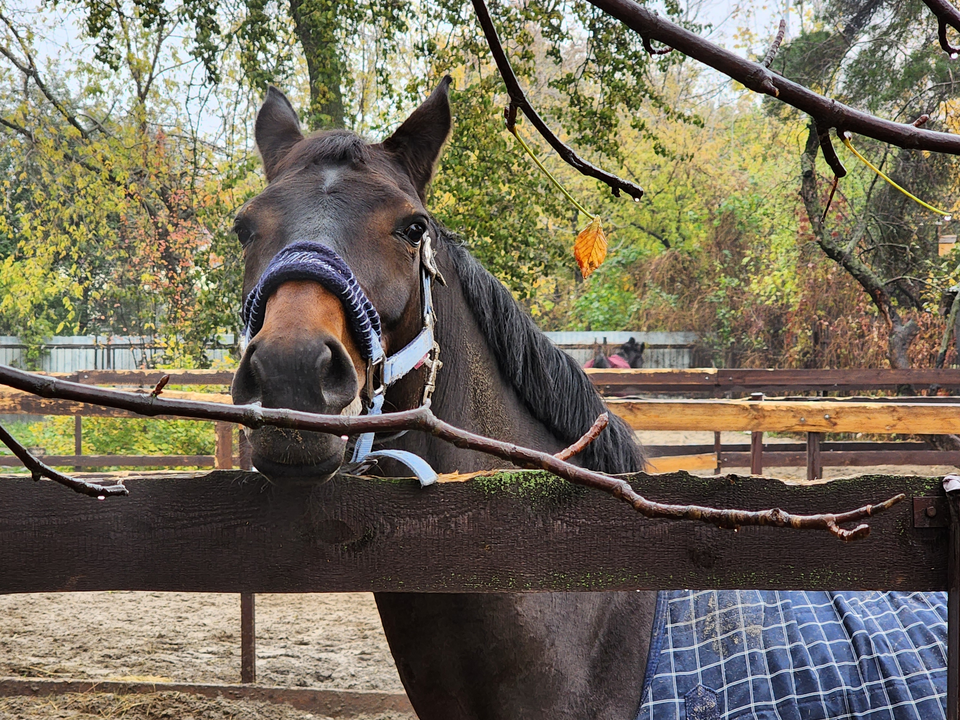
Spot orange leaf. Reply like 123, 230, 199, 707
574, 216, 607, 278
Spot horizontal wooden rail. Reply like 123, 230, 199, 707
0, 470, 946, 593
646, 442, 960, 469
587, 367, 960, 394
0, 387, 232, 416
0, 678, 413, 717
12, 367, 960, 396
607, 398, 960, 434
0, 454, 217, 468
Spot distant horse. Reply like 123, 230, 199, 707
584, 337, 645, 368
231, 79, 948, 719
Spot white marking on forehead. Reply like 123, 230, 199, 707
321, 167, 343, 193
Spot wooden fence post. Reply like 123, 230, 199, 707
946, 474, 960, 720
236, 426, 255, 684
713, 431, 721, 475
214, 423, 233, 469
73, 415, 82, 473
238, 429, 252, 470
749, 393, 764, 475
241, 592, 256, 684
806, 432, 823, 481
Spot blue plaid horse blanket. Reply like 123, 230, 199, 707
636, 591, 947, 720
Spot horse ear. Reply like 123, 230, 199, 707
256, 86, 304, 182
382, 76, 452, 199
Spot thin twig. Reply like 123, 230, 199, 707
0, 421, 127, 497
761, 20, 787, 68
471, 0, 644, 200
556, 412, 609, 461
0, 364, 903, 539
151, 374, 170, 398
821, 175, 840, 224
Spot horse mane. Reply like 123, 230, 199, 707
437, 229, 645, 474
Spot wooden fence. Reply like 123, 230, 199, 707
1, 469, 959, 716
5, 367, 960, 715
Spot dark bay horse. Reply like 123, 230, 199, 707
231, 78, 656, 719
231, 80, 948, 719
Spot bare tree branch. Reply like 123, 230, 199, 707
470, 0, 645, 200
585, 0, 960, 154
0, 364, 903, 540
0, 11, 93, 140
0, 421, 127, 498
920, 0, 960, 54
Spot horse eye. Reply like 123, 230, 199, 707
401, 221, 427, 246
234, 221, 254, 247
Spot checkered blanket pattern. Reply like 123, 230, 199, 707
635, 590, 947, 720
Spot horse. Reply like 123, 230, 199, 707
231, 79, 948, 719
584, 337, 645, 369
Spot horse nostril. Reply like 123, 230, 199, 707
231, 341, 263, 406
317, 339, 361, 406
231, 334, 359, 414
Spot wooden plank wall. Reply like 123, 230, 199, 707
0, 470, 946, 594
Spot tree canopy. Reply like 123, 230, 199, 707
0, 0, 958, 371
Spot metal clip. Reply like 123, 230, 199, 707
421, 232, 446, 286
364, 355, 385, 405
421, 342, 443, 406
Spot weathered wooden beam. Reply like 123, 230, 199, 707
608, 398, 960, 434
0, 455, 216, 468
0, 678, 413, 717
0, 387, 231, 416
74, 369, 235, 386
0, 470, 946, 594
586, 367, 960, 394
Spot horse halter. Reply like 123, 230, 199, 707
240, 238, 442, 486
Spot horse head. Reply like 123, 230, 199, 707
619, 337, 645, 368
231, 78, 452, 482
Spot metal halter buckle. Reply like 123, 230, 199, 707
421, 341, 442, 406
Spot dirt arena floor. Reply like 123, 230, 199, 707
1, 431, 955, 719
0, 592, 411, 719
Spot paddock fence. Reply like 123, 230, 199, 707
1, 469, 959, 716
5, 367, 960, 716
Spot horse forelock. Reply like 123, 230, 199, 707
275, 130, 371, 177
437, 229, 645, 474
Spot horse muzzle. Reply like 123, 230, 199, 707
231, 281, 366, 482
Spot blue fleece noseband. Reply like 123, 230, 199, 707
241, 240, 438, 486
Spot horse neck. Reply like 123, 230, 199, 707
389, 257, 563, 474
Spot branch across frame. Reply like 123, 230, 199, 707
0, 363, 902, 539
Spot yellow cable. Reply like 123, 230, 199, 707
841, 134, 952, 218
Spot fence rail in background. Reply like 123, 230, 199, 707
587, 367, 960, 396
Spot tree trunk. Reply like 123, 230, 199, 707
288, 0, 346, 129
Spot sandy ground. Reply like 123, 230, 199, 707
2, 431, 956, 719
0, 593, 409, 720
